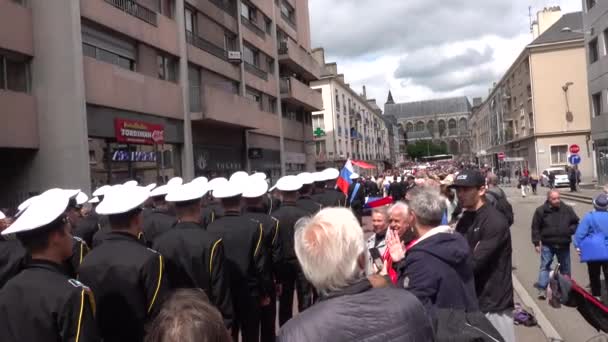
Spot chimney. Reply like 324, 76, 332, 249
362, 86, 367, 99
533, 6, 561, 39
473, 97, 482, 106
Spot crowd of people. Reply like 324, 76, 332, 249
0, 162, 535, 342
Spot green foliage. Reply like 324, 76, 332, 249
406, 140, 447, 160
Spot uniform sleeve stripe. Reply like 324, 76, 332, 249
147, 255, 164, 314
254, 225, 264, 256
211, 211, 215, 222
79, 243, 84, 265
75, 289, 85, 342
272, 220, 280, 245
209, 239, 222, 274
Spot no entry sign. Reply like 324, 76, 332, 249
569, 144, 580, 154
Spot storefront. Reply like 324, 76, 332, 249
87, 105, 184, 189
249, 148, 281, 185
193, 145, 244, 179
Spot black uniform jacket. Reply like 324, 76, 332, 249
78, 231, 169, 342
347, 182, 366, 211
152, 221, 233, 327
74, 212, 102, 247
65, 236, 90, 278
206, 211, 271, 298
143, 209, 177, 245
456, 204, 514, 313
271, 202, 309, 265
0, 237, 27, 289
315, 188, 347, 208
296, 195, 322, 215
243, 208, 282, 276
0, 259, 100, 342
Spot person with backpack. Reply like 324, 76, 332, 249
486, 173, 514, 227
574, 193, 608, 302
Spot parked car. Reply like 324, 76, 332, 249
540, 168, 570, 187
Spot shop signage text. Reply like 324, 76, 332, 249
115, 118, 165, 145
112, 150, 157, 162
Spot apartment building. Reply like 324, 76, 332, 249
310, 48, 392, 173
0, 0, 321, 207
583, 0, 608, 184
471, 9, 592, 179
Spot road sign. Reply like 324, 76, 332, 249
569, 154, 581, 165
497, 152, 505, 160
569, 144, 580, 154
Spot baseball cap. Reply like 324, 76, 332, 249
449, 170, 485, 188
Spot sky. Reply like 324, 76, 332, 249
308, 0, 582, 106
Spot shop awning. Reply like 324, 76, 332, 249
352, 160, 376, 169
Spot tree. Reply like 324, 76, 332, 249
406, 140, 448, 160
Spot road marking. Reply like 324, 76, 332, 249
512, 272, 564, 341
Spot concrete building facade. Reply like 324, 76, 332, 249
0, 0, 321, 207
471, 9, 592, 181
583, 0, 608, 185
310, 49, 392, 173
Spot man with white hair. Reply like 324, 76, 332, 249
277, 208, 434, 342
388, 202, 417, 248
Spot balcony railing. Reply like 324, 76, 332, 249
186, 31, 229, 61
281, 13, 296, 30
209, 0, 237, 17
189, 85, 201, 112
104, 0, 157, 26
279, 77, 290, 94
278, 40, 288, 54
241, 16, 265, 39
244, 62, 268, 80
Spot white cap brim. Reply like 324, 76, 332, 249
96, 185, 150, 215
3, 190, 71, 235
165, 182, 208, 202
243, 179, 269, 198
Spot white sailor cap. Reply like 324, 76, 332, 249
145, 183, 157, 192
192, 177, 208, 186
75, 192, 89, 206
229, 171, 249, 186
18, 195, 39, 213
276, 175, 303, 192
312, 172, 326, 183
251, 172, 267, 181
243, 178, 269, 198
123, 180, 138, 187
0, 210, 5, 220
150, 184, 171, 198
213, 181, 242, 199
322, 168, 340, 181
166, 182, 208, 203
3, 189, 72, 235
96, 185, 150, 215
167, 177, 183, 187
208, 177, 229, 193
92, 185, 111, 197
89, 196, 100, 204
350, 173, 360, 180
297, 172, 314, 185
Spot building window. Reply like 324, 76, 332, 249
267, 58, 274, 74
245, 87, 262, 110
313, 114, 325, 129
590, 38, 599, 63
265, 18, 272, 34
157, 54, 177, 82
82, 43, 135, 71
82, 25, 136, 71
188, 65, 201, 112
592, 92, 602, 117
224, 34, 237, 51
279, 1, 296, 27
551, 145, 568, 165
0, 56, 30, 93
160, 0, 175, 18
240, 2, 255, 21
268, 97, 277, 114
185, 7, 196, 33
315, 141, 325, 155
243, 44, 259, 66
528, 112, 534, 129
587, 0, 596, 11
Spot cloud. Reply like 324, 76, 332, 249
394, 46, 494, 79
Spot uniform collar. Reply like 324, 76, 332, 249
175, 221, 203, 229
104, 231, 145, 245
281, 201, 297, 206
246, 207, 266, 214
28, 259, 68, 276
223, 210, 241, 217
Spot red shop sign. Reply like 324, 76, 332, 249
114, 118, 165, 145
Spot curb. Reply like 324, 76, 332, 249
512, 272, 564, 341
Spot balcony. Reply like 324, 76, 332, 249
279, 77, 322, 112
83, 57, 183, 119
209, 0, 237, 17
104, 0, 157, 26
278, 38, 321, 81
186, 31, 228, 61
0, 91, 38, 148
81, 0, 179, 55
0, 1, 33, 56
192, 85, 279, 134
281, 13, 296, 30
244, 62, 268, 81
241, 16, 265, 39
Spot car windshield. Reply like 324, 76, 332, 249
549, 170, 567, 175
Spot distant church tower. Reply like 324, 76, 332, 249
386, 90, 395, 105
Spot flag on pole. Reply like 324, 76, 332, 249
336, 159, 354, 195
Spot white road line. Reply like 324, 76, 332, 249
512, 272, 564, 341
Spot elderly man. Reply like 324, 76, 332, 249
531, 190, 579, 299
366, 207, 389, 274
388, 202, 417, 248
277, 208, 434, 341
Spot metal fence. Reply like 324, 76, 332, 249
105, 0, 157, 26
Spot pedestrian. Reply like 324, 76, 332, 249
387, 175, 404, 202
145, 289, 231, 342
366, 207, 390, 275
568, 166, 578, 192
296, 172, 323, 215
485, 173, 514, 227
548, 171, 556, 189
452, 170, 515, 342
0, 189, 101, 342
242, 177, 282, 342
386, 187, 502, 341
347, 173, 366, 224
271, 176, 314, 327
531, 190, 579, 299
530, 174, 539, 195
65, 193, 91, 278
277, 208, 435, 342
78, 185, 170, 342
574, 193, 608, 302
206, 180, 272, 342
519, 173, 529, 198
388, 201, 418, 249
152, 182, 233, 328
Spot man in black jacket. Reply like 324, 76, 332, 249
453, 170, 514, 342
531, 190, 579, 299
387, 176, 404, 202
347, 173, 366, 224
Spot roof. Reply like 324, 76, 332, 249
529, 12, 583, 46
384, 96, 472, 119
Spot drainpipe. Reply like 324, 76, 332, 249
235, 0, 251, 173
176, 0, 194, 180
270, 0, 286, 175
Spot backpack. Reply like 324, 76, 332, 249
485, 190, 514, 227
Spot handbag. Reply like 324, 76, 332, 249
580, 213, 608, 262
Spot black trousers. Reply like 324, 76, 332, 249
260, 292, 276, 342
588, 261, 608, 297
232, 293, 260, 342
570, 180, 577, 192
278, 263, 312, 326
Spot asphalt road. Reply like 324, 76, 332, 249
506, 186, 607, 341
